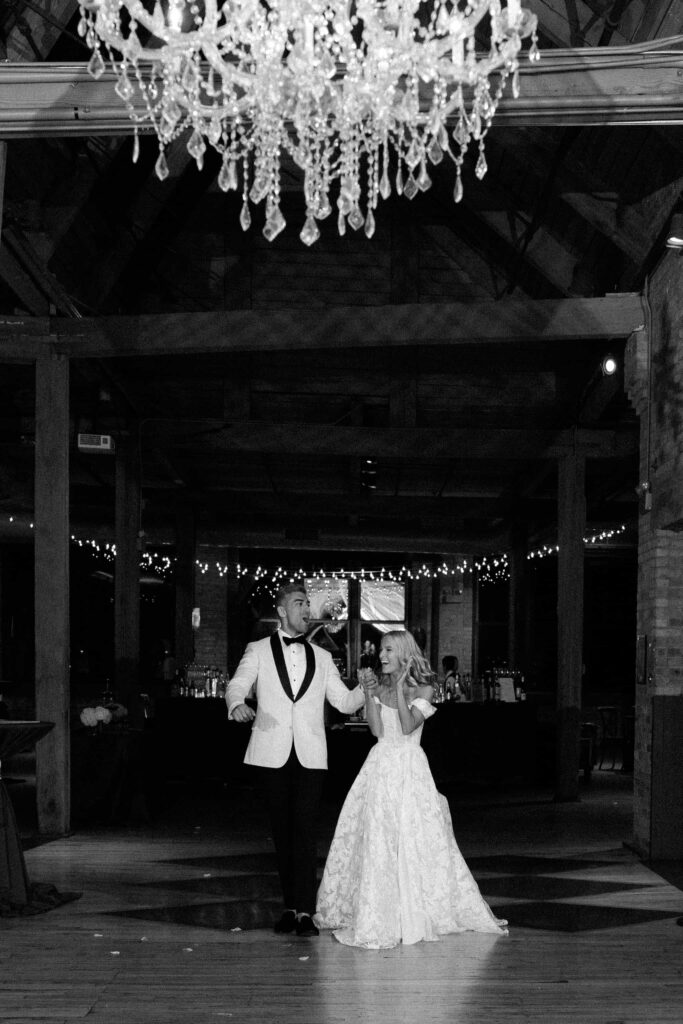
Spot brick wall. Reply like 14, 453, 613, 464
408, 566, 473, 675
193, 547, 228, 671
625, 252, 683, 856
437, 574, 473, 675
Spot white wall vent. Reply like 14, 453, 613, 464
77, 433, 115, 453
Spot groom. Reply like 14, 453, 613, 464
227, 582, 364, 936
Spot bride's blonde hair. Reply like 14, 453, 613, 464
381, 629, 434, 687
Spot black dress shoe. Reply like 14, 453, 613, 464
295, 914, 319, 937
274, 910, 297, 934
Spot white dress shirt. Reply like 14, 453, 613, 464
278, 629, 307, 698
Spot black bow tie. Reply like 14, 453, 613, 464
282, 634, 307, 646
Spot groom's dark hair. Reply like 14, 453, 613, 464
275, 581, 307, 608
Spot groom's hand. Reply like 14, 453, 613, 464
232, 703, 255, 723
359, 669, 378, 695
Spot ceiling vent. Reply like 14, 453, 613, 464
77, 433, 115, 454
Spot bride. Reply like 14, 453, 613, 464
315, 629, 508, 949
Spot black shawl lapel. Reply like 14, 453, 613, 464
294, 642, 316, 703
270, 633, 295, 702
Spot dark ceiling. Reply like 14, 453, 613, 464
0, 1, 681, 563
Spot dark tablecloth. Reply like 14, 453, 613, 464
0, 721, 81, 917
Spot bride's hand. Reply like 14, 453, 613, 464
397, 658, 413, 688
358, 668, 378, 694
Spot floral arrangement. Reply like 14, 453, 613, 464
79, 703, 127, 729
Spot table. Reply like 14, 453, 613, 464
0, 721, 80, 916
152, 698, 539, 796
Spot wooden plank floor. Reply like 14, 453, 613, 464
2, 772, 683, 1024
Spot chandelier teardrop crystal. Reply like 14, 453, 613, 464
78, 1, 539, 245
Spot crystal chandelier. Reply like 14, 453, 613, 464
78, 1, 539, 245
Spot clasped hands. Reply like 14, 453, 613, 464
359, 657, 414, 695
358, 668, 379, 695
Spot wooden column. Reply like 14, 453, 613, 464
471, 567, 480, 683
0, 141, 6, 239
34, 348, 70, 836
348, 577, 361, 679
508, 523, 528, 670
403, 578, 413, 632
430, 574, 441, 669
174, 502, 195, 671
114, 432, 141, 714
556, 451, 585, 801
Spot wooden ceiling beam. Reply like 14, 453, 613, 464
141, 420, 637, 460
0, 245, 50, 315
1, 294, 642, 359
2, 44, 682, 138
418, 224, 498, 300
2, 224, 81, 317
488, 129, 654, 265
79, 137, 196, 312
169, 488, 632, 523
526, 0, 631, 48
195, 526, 508, 556
488, 127, 683, 284
422, 166, 569, 298
633, 1, 682, 43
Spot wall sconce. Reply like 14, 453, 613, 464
665, 212, 683, 250
601, 354, 618, 376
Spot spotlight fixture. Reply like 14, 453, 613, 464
601, 354, 618, 376
665, 212, 683, 250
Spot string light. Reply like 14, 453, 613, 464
2, 513, 630, 588
477, 524, 629, 583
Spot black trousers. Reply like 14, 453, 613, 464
255, 747, 326, 916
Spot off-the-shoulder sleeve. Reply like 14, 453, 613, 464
410, 696, 436, 719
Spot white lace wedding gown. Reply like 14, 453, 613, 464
315, 697, 508, 949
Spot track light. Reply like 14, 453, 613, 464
601, 354, 618, 376
666, 212, 683, 250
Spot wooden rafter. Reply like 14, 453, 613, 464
0, 294, 646, 361
1, 42, 683, 138
140, 420, 636, 461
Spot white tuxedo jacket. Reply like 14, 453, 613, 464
226, 633, 364, 769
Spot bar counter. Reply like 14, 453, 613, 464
153, 697, 538, 793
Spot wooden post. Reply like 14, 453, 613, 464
225, 546, 245, 675
34, 348, 70, 836
556, 451, 585, 801
430, 573, 441, 670
404, 578, 413, 632
471, 567, 480, 683
114, 432, 141, 715
174, 502, 195, 672
348, 577, 361, 679
508, 523, 528, 670
0, 141, 6, 240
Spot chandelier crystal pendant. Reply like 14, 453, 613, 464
78, 1, 539, 245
